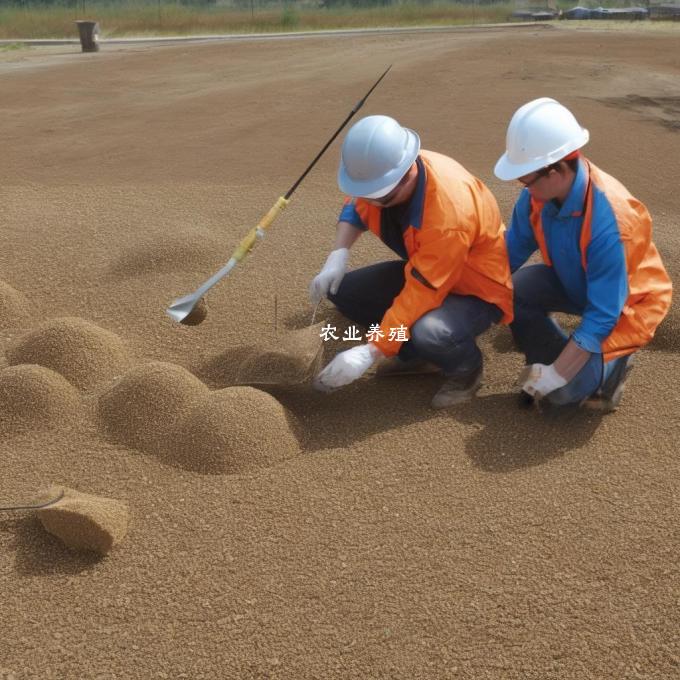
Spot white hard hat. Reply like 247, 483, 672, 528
338, 115, 420, 199
494, 98, 589, 181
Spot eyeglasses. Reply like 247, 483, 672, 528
518, 167, 551, 188
369, 172, 410, 205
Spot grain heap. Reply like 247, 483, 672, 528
7, 317, 132, 390
234, 323, 323, 385
98, 361, 208, 454
175, 386, 299, 474
0, 365, 81, 434
99, 361, 298, 474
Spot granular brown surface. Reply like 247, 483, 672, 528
202, 321, 326, 386
0, 280, 31, 330
0, 25, 679, 679
6, 316, 132, 390
98, 360, 208, 454
0, 364, 81, 434
239, 322, 325, 385
36, 485, 130, 555
179, 296, 209, 326
98, 360, 296, 472
175, 386, 299, 473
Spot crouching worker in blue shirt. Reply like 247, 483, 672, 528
494, 98, 672, 411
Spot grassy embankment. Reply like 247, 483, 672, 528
0, 2, 515, 39
4, 1, 676, 42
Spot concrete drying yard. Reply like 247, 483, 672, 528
0, 23, 678, 679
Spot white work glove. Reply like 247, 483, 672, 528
313, 343, 383, 392
309, 248, 349, 304
519, 363, 568, 400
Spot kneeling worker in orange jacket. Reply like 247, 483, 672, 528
310, 115, 513, 408
495, 98, 672, 410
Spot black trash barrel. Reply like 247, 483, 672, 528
75, 20, 100, 53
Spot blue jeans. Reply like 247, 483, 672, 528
327, 260, 502, 378
511, 264, 629, 406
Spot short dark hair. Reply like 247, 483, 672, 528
547, 157, 579, 174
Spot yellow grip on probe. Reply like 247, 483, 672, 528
232, 196, 289, 262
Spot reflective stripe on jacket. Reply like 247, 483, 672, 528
339, 150, 513, 356
527, 159, 672, 361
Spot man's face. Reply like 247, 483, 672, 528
517, 168, 555, 201
517, 164, 573, 203
364, 165, 415, 208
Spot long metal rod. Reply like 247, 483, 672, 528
0, 489, 65, 512
284, 64, 392, 200
165, 65, 392, 324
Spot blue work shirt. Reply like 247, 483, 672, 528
506, 159, 629, 354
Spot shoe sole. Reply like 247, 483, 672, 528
583, 361, 634, 413
430, 374, 483, 409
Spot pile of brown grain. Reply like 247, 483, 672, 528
98, 361, 208, 454
174, 386, 299, 474
98, 362, 299, 474
0, 364, 81, 434
204, 322, 325, 387
7, 317, 132, 390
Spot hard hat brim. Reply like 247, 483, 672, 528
493, 153, 546, 182
494, 128, 590, 181
337, 128, 420, 199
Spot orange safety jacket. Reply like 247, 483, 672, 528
529, 159, 672, 361
342, 150, 513, 356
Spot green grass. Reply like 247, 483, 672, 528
0, 41, 27, 50
0, 2, 517, 40
6, 0, 676, 41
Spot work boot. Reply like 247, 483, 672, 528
373, 356, 440, 377
430, 366, 482, 409
584, 355, 634, 412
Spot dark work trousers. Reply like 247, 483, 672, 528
327, 260, 502, 378
511, 264, 629, 405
